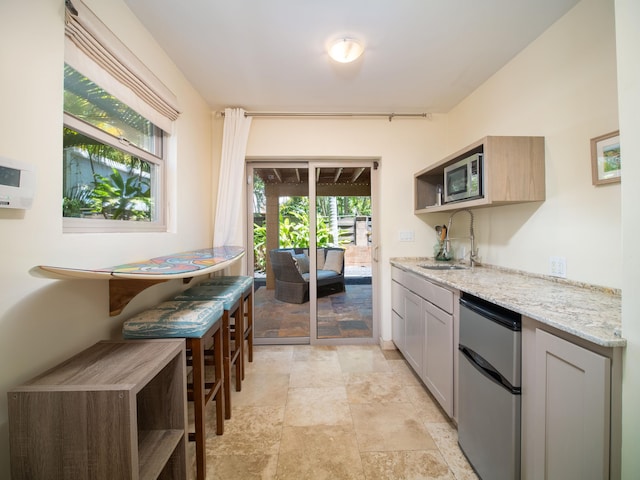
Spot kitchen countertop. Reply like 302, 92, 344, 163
390, 257, 625, 348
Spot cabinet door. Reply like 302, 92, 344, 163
391, 279, 406, 351
534, 329, 610, 480
403, 289, 424, 374
423, 302, 454, 417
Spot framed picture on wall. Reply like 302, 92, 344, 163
591, 130, 621, 185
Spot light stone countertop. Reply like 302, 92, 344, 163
390, 257, 625, 348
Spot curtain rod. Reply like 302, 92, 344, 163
219, 111, 431, 122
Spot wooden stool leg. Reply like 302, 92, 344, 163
213, 326, 224, 434
233, 304, 243, 391
190, 337, 206, 480
222, 310, 232, 420
237, 299, 245, 381
247, 288, 254, 363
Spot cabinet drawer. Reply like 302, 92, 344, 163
394, 268, 453, 313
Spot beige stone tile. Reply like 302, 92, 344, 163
205, 405, 284, 456
276, 425, 365, 480
344, 371, 410, 404
292, 344, 338, 361
289, 358, 344, 388
230, 372, 290, 407
360, 450, 455, 480
204, 454, 278, 480
387, 359, 423, 386
283, 386, 352, 426
246, 347, 294, 375
381, 348, 404, 360
350, 403, 437, 452
426, 422, 479, 480
336, 344, 391, 373
404, 386, 449, 423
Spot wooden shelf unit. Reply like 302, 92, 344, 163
8, 339, 187, 480
415, 136, 545, 213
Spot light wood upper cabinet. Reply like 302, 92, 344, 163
414, 136, 545, 213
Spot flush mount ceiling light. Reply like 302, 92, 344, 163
328, 38, 364, 63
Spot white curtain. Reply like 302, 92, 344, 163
213, 108, 253, 247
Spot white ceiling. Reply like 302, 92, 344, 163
123, 0, 580, 114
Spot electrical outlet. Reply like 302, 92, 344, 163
399, 230, 414, 242
549, 256, 567, 278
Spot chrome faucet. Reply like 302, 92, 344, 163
445, 208, 478, 267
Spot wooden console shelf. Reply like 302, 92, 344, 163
29, 246, 245, 316
8, 339, 187, 480
415, 136, 545, 213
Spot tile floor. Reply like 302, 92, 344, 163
254, 285, 373, 339
187, 344, 478, 480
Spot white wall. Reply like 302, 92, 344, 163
245, 0, 621, 343
245, 116, 451, 342
0, 1, 216, 475
446, 0, 620, 288
615, 0, 640, 475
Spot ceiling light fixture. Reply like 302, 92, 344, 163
328, 38, 364, 63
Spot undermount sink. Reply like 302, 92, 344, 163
418, 264, 468, 271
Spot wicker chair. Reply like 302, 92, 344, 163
269, 248, 345, 304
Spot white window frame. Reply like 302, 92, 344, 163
62, 114, 167, 233
63, 0, 179, 233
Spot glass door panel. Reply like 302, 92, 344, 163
251, 165, 311, 344
314, 164, 374, 341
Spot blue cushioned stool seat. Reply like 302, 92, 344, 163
122, 299, 225, 480
122, 300, 223, 339
175, 284, 243, 309
202, 276, 254, 365
200, 275, 253, 289
174, 283, 244, 420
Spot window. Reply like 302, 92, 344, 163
63, 0, 180, 232
63, 65, 164, 229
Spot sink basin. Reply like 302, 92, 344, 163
418, 264, 468, 271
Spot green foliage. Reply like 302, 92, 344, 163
252, 197, 333, 272
91, 168, 151, 220
253, 222, 267, 272
251, 191, 372, 272
62, 185, 94, 218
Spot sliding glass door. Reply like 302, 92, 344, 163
248, 160, 378, 345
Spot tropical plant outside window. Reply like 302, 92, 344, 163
62, 64, 164, 227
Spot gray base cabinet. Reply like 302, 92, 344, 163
391, 266, 456, 417
534, 329, 610, 480
423, 301, 454, 415
521, 318, 622, 480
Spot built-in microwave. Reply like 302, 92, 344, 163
444, 153, 483, 203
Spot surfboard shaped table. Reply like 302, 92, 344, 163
30, 246, 245, 316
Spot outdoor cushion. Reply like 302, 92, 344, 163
303, 270, 341, 282
324, 249, 344, 273
304, 248, 326, 270
122, 300, 223, 339
293, 253, 310, 274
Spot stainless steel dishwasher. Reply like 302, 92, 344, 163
458, 293, 522, 480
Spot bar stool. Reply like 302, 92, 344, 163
200, 276, 254, 375
175, 283, 244, 419
122, 300, 225, 480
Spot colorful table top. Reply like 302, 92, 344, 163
31, 246, 245, 280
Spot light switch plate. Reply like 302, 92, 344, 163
399, 230, 415, 242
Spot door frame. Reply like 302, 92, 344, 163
246, 156, 381, 345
